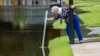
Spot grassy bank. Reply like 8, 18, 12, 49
48, 36, 74, 56
75, 0, 100, 27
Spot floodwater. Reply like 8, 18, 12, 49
0, 23, 45, 56
0, 7, 52, 56
0, 6, 62, 56
0, 23, 60, 56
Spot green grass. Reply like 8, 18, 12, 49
53, 19, 66, 29
49, 21, 74, 56
64, 0, 100, 27
48, 36, 74, 56
75, 0, 100, 27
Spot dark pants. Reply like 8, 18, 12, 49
66, 15, 83, 41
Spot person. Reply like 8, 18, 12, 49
62, 1, 85, 25
47, 6, 83, 43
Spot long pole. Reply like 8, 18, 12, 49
69, 0, 75, 44
41, 10, 48, 56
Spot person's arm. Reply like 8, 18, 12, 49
47, 17, 54, 20
47, 14, 60, 21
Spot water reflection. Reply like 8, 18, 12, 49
0, 6, 51, 56
0, 24, 49, 56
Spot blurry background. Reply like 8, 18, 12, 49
0, 0, 100, 56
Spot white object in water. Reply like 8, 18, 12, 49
41, 10, 48, 56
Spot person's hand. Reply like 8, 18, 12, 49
70, 5, 75, 9
47, 18, 54, 20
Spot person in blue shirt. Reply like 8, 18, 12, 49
47, 6, 83, 43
